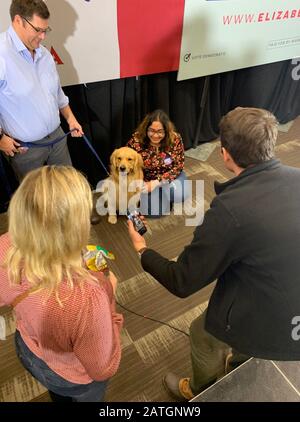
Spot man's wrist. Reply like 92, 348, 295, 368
137, 247, 147, 257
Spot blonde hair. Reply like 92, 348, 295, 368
219, 107, 278, 168
4, 166, 93, 303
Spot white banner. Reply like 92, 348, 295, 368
0, 0, 120, 86
178, 0, 300, 81
0, 0, 185, 86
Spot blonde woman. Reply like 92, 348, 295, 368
0, 166, 123, 402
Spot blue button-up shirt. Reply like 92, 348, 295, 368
0, 26, 69, 143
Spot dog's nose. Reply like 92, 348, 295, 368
120, 166, 126, 172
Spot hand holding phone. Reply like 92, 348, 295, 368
127, 211, 147, 235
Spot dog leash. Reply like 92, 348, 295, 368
18, 130, 73, 149
81, 134, 110, 176
18, 130, 110, 177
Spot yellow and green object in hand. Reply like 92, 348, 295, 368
83, 245, 115, 272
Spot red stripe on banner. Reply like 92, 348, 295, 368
50, 47, 64, 65
117, 0, 185, 78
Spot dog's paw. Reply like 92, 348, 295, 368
108, 215, 117, 224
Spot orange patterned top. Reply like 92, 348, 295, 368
127, 132, 185, 182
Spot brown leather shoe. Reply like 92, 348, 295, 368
90, 213, 101, 225
163, 372, 195, 401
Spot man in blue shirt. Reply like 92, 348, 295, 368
0, 0, 83, 180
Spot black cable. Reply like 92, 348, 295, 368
116, 300, 190, 337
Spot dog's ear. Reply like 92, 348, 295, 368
134, 152, 144, 171
110, 149, 118, 170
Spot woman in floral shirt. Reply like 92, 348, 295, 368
127, 109, 190, 216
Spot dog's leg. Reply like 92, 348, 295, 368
108, 215, 117, 224
107, 181, 118, 224
91, 191, 101, 225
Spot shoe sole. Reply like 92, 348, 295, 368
162, 377, 189, 402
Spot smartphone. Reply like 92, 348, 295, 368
127, 211, 147, 236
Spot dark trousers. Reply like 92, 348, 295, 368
15, 330, 108, 402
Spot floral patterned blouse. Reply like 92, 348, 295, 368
127, 132, 185, 182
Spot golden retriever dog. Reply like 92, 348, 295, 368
99, 147, 144, 224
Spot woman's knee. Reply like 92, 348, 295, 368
140, 188, 171, 217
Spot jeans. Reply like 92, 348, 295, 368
139, 171, 191, 217
15, 330, 108, 402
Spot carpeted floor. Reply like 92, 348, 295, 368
0, 116, 300, 402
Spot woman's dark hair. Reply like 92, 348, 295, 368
135, 109, 176, 150
10, 0, 50, 21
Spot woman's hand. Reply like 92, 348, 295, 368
127, 219, 147, 252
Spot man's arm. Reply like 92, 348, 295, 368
0, 57, 20, 155
128, 200, 237, 298
59, 104, 83, 137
